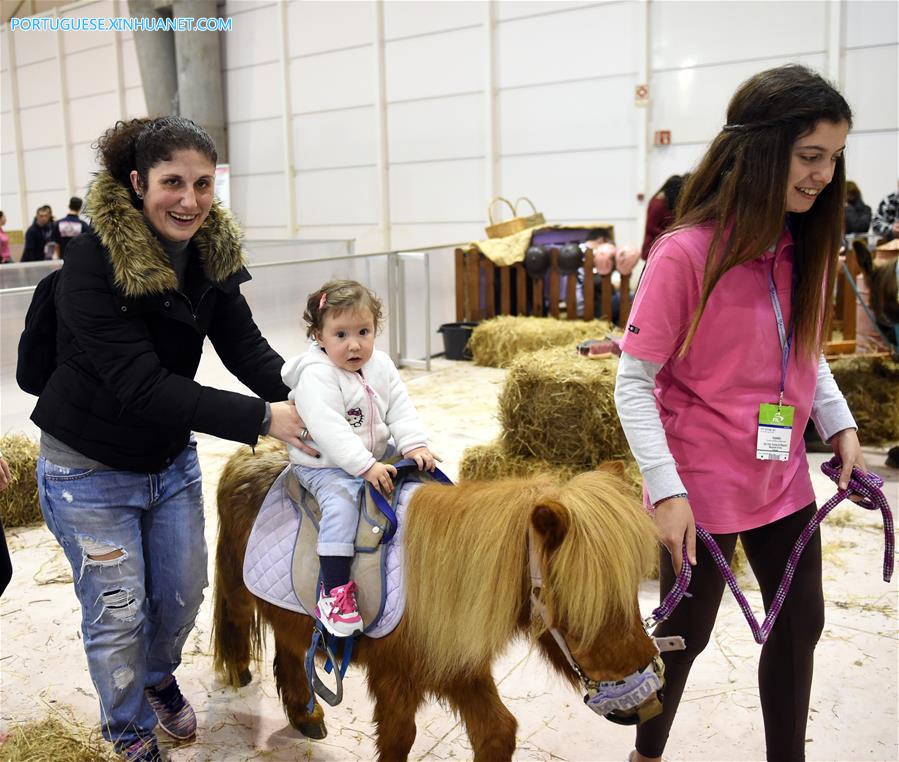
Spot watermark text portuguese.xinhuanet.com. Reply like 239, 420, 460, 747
10, 16, 233, 32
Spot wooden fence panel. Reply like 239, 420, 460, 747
455, 247, 629, 325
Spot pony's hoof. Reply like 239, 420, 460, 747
238, 668, 252, 687
294, 720, 327, 740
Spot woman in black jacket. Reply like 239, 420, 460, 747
32, 117, 308, 762
844, 180, 872, 235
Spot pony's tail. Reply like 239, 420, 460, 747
210, 439, 289, 687
211, 551, 264, 688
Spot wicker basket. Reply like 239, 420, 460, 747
485, 197, 545, 239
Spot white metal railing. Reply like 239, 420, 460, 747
0, 239, 464, 437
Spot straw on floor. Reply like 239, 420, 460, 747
0, 714, 117, 762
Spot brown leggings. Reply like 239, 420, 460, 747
636, 503, 824, 762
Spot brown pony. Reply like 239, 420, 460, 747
212, 443, 660, 761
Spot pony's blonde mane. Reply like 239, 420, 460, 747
538, 471, 658, 648
402, 471, 657, 682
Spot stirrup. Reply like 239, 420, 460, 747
304, 622, 355, 713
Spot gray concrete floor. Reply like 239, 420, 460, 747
1, 359, 897, 761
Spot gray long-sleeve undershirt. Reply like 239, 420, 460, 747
614, 352, 857, 505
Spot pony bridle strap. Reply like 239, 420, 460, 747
527, 528, 680, 725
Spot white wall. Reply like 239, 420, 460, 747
1, 0, 145, 231
219, 0, 899, 249
3, 0, 897, 246
647, 0, 898, 221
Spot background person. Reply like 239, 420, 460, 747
29, 116, 310, 762
872, 180, 899, 241
641, 174, 688, 260
614, 65, 864, 762
52, 196, 92, 259
21, 204, 55, 261
0, 211, 10, 264
843, 180, 871, 236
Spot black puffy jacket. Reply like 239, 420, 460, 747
31, 172, 289, 472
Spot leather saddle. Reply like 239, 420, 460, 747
286, 458, 450, 633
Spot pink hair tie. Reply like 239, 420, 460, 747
319, 292, 327, 310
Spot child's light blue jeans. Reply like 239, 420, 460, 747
37, 442, 207, 752
293, 465, 365, 556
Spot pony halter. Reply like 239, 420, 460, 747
527, 527, 682, 725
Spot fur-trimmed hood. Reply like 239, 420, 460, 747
84, 171, 247, 298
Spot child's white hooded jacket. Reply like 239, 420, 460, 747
281, 344, 428, 476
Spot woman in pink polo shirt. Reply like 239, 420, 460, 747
615, 65, 864, 762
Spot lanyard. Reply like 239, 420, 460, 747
766, 260, 792, 407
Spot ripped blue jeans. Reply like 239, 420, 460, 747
37, 442, 207, 752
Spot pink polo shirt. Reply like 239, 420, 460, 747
620, 224, 817, 533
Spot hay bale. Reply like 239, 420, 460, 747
459, 441, 584, 482
469, 316, 614, 368
0, 715, 117, 761
829, 355, 899, 445
459, 440, 641, 495
0, 433, 41, 528
499, 345, 629, 466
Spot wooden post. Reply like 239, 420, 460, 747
600, 275, 613, 320
500, 266, 511, 315
548, 248, 560, 318
583, 256, 594, 321
533, 276, 544, 317
516, 264, 527, 315
841, 249, 860, 341
619, 274, 631, 326
833, 268, 846, 332
467, 250, 481, 321
484, 259, 496, 319
455, 248, 466, 321
566, 271, 578, 319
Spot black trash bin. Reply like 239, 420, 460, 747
437, 322, 479, 361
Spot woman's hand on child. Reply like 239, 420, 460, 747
653, 496, 697, 575
364, 461, 397, 496
407, 447, 442, 472
269, 401, 319, 457
829, 427, 866, 491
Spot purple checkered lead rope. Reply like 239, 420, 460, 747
651, 457, 894, 645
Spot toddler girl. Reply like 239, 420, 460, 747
282, 279, 439, 637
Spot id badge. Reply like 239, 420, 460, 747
756, 403, 795, 461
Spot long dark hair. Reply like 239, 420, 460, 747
676, 64, 852, 359
94, 116, 217, 207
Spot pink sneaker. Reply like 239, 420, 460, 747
314, 580, 363, 637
